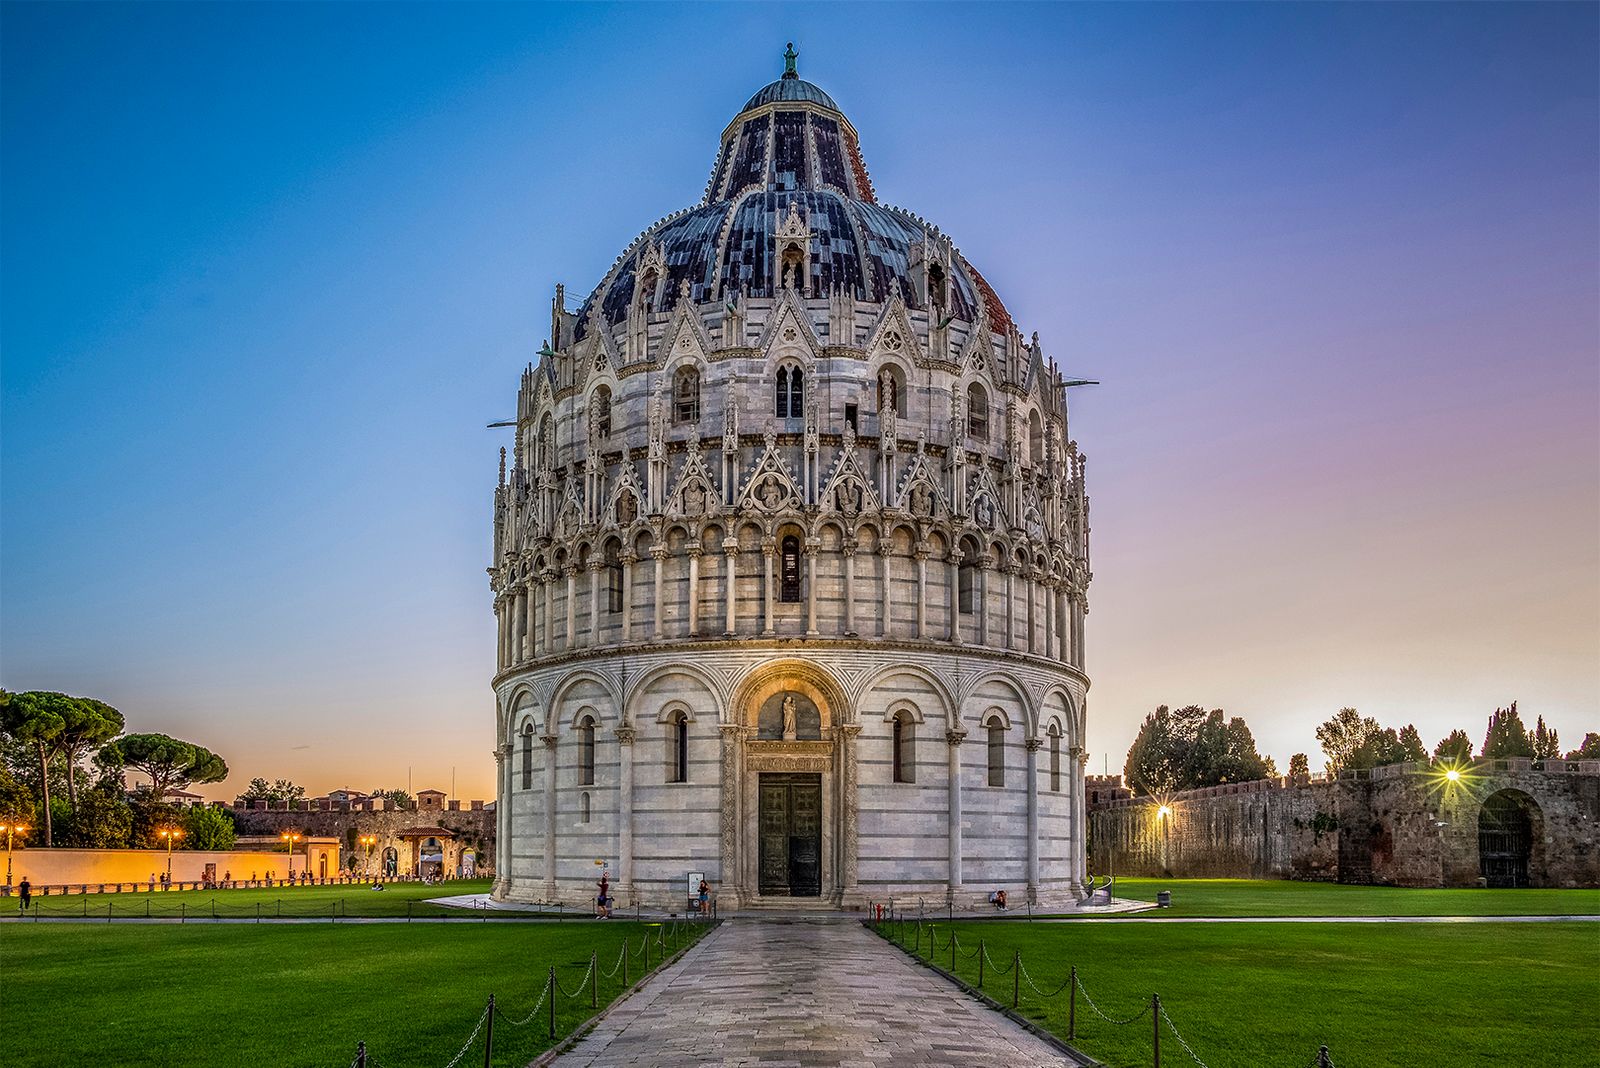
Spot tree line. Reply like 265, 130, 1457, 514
1124, 699, 1599, 796
0, 690, 232, 850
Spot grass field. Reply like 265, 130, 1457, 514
1103, 878, 1600, 917
8, 878, 537, 920
0, 918, 707, 1068
882, 917, 1600, 1067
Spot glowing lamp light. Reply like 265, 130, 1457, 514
1157, 805, 1173, 820
1445, 769, 1462, 783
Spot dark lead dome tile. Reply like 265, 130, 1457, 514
741, 78, 840, 113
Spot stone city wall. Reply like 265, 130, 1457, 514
229, 799, 496, 875
1089, 759, 1600, 888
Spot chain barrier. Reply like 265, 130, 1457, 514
495, 980, 551, 1028
436, 1004, 490, 1068
556, 955, 597, 999
1017, 958, 1071, 999
1073, 972, 1149, 1026
1158, 1004, 1211, 1068
951, 933, 980, 960
602, 942, 628, 980
981, 943, 1015, 976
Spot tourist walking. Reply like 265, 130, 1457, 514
17, 877, 31, 913
596, 873, 611, 918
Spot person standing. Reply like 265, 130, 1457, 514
698, 879, 710, 916
17, 877, 31, 913
596, 873, 611, 918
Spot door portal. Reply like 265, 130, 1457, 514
758, 773, 822, 896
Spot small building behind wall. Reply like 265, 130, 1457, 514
1089, 759, 1600, 889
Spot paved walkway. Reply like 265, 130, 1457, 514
551, 918, 1087, 1068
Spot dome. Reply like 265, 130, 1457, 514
573, 47, 1013, 342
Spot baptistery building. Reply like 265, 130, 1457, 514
490, 49, 1092, 909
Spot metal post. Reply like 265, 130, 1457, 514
1317, 1046, 1333, 1068
978, 941, 985, 989
951, 929, 957, 971
1068, 966, 1077, 1039
107, 901, 112, 923
180, 902, 185, 924
483, 995, 494, 1068
622, 940, 629, 987
1152, 994, 1161, 1068
547, 967, 556, 1039
1012, 950, 1020, 1009
591, 950, 598, 1008
356, 1041, 366, 1068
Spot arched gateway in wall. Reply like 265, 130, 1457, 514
486, 49, 1094, 909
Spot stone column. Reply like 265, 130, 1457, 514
723, 539, 740, 635
1044, 581, 1057, 661
615, 725, 635, 905
718, 724, 741, 904
541, 734, 558, 901
842, 544, 857, 636
1073, 749, 1089, 893
1026, 573, 1037, 654
914, 544, 929, 639
587, 562, 603, 645
1025, 738, 1041, 904
946, 729, 966, 905
541, 569, 555, 656
1059, 590, 1072, 665
1005, 567, 1016, 651
512, 589, 526, 663
494, 599, 506, 670
879, 544, 894, 638
651, 546, 667, 638
948, 551, 963, 644
839, 723, 863, 905
977, 558, 990, 649
525, 578, 539, 657
493, 745, 508, 897
687, 547, 701, 637
761, 539, 776, 636
804, 541, 820, 636
620, 552, 636, 642
564, 566, 578, 649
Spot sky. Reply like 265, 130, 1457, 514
2, 2, 1596, 799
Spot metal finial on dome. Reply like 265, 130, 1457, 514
783, 42, 798, 79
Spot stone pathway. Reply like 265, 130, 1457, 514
550, 917, 1088, 1067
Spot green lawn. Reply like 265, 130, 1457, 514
881, 918, 1600, 1068
0, 919, 708, 1067
9, 878, 558, 920
1102, 878, 1600, 917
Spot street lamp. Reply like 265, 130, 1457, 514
158, 828, 183, 884
1, 822, 29, 891
359, 835, 377, 878
281, 832, 301, 885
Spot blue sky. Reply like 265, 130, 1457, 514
3, 2, 1596, 796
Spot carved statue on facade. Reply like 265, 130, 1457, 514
782, 694, 798, 740
617, 489, 637, 525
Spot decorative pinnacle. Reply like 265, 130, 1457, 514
783, 42, 798, 79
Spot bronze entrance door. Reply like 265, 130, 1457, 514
758, 773, 822, 896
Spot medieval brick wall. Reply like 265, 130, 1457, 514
1088, 760, 1600, 889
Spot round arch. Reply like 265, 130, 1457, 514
856, 662, 957, 730
729, 659, 853, 731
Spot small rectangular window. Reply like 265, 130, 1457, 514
844, 403, 858, 432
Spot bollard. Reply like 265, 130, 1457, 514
978, 940, 985, 990
622, 940, 629, 987
1152, 994, 1161, 1068
180, 903, 185, 924
1068, 966, 1077, 1039
1012, 950, 1020, 1009
146, 899, 151, 918
951, 928, 957, 971
256, 902, 261, 923
483, 994, 495, 1068
547, 967, 557, 1039
356, 1040, 367, 1068
591, 950, 599, 1007
107, 902, 112, 923
1317, 1046, 1333, 1068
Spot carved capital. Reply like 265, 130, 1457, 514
837, 723, 862, 739
649, 546, 668, 561
1025, 738, 1043, 752
540, 734, 558, 750
719, 723, 743, 738
946, 729, 968, 747
614, 725, 637, 745
587, 559, 607, 572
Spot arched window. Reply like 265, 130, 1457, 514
967, 384, 989, 441
1048, 724, 1061, 792
673, 366, 700, 424
987, 717, 1006, 787
667, 711, 689, 783
520, 724, 535, 791
776, 365, 804, 418
537, 413, 554, 467
606, 542, 623, 613
1029, 411, 1043, 464
579, 792, 591, 823
958, 559, 976, 615
928, 263, 947, 309
877, 365, 906, 416
638, 269, 659, 315
578, 716, 596, 786
780, 535, 802, 602
892, 712, 915, 783
593, 386, 612, 438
